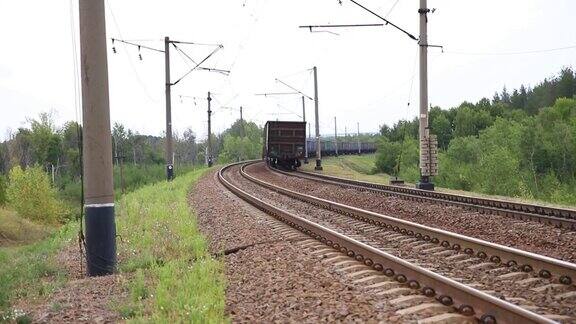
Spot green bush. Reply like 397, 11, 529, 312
375, 137, 420, 181
0, 175, 6, 206
6, 166, 68, 224
375, 138, 402, 175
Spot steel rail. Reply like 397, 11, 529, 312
219, 161, 556, 324
244, 163, 576, 286
288, 169, 576, 230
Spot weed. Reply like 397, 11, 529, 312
50, 302, 62, 312
131, 269, 148, 302
15, 314, 32, 324
118, 304, 138, 319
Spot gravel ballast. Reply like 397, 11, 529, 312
190, 169, 401, 322
231, 163, 576, 318
246, 163, 576, 263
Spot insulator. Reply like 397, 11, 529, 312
112, 47, 117, 54
139, 53, 143, 61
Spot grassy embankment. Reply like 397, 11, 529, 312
0, 167, 226, 322
301, 154, 391, 184
304, 154, 576, 208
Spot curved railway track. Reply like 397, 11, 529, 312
219, 161, 576, 323
281, 169, 576, 230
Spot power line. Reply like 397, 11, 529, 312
384, 0, 401, 18
276, 103, 302, 118
275, 78, 313, 100
443, 44, 576, 56
276, 67, 314, 80
105, 0, 158, 102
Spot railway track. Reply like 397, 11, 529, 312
219, 161, 576, 323
280, 169, 576, 230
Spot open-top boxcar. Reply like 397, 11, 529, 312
306, 138, 377, 156
263, 121, 306, 170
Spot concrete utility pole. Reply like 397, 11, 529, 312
207, 92, 213, 167
357, 122, 361, 155
334, 116, 338, 156
164, 36, 174, 181
313, 66, 322, 170
79, 0, 116, 276
302, 95, 308, 164
416, 0, 435, 191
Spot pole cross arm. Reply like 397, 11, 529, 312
299, 23, 384, 30
111, 38, 165, 53
255, 92, 300, 96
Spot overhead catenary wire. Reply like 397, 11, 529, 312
276, 103, 302, 119
384, 0, 401, 18
276, 67, 314, 80
443, 43, 576, 56
69, 0, 85, 275
275, 78, 313, 100
105, 0, 159, 102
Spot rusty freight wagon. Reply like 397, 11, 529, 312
263, 121, 306, 170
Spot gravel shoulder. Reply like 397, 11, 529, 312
189, 169, 398, 322
13, 243, 127, 323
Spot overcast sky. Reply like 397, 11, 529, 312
1, 0, 575, 141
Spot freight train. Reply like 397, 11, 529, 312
263, 121, 306, 170
263, 121, 377, 170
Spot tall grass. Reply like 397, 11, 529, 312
0, 223, 75, 319
339, 154, 378, 174
116, 167, 226, 322
0, 208, 51, 245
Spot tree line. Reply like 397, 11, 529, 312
0, 112, 267, 210
376, 67, 576, 204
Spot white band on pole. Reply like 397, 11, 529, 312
85, 203, 115, 208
